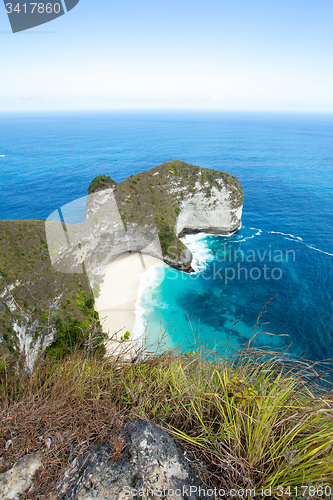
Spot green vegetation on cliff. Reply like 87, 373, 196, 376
88, 174, 116, 195
0, 221, 104, 362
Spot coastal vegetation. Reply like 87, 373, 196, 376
0, 220, 105, 363
1, 342, 332, 498
87, 174, 116, 195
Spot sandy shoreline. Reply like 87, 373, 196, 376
94, 252, 161, 355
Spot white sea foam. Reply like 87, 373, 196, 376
132, 233, 215, 342
306, 245, 333, 257
268, 231, 333, 257
132, 261, 165, 343
250, 227, 263, 236
270, 231, 303, 241
237, 235, 254, 242
180, 233, 214, 273
236, 227, 262, 242
218, 222, 242, 237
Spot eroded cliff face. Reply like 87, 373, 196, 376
176, 182, 243, 237
0, 280, 54, 372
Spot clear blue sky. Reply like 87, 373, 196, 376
1, 0, 333, 111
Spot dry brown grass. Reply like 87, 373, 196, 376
0, 354, 124, 498
1, 347, 333, 499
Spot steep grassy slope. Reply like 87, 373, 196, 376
1, 347, 332, 497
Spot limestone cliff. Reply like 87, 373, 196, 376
97, 160, 242, 270
114, 160, 243, 269
46, 161, 242, 295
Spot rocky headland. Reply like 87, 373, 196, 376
0, 160, 243, 367
47, 160, 243, 280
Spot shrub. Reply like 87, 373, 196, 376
88, 174, 116, 195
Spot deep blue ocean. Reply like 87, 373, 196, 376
0, 111, 332, 361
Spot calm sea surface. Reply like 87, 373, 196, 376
0, 111, 332, 361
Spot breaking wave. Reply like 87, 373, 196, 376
180, 233, 214, 273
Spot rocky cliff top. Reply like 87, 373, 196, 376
88, 174, 116, 195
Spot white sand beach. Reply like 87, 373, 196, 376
94, 252, 161, 356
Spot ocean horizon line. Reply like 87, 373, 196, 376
1, 109, 333, 116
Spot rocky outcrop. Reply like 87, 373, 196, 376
112, 160, 243, 271
55, 421, 203, 500
46, 160, 243, 282
0, 453, 42, 500
0, 280, 57, 371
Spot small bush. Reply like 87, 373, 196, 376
88, 174, 116, 195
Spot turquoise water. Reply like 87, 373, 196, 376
0, 111, 332, 361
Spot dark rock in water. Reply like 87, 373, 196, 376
55, 421, 203, 499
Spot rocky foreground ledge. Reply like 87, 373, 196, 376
0, 421, 205, 500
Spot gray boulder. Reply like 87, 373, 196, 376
0, 452, 42, 500
55, 421, 203, 499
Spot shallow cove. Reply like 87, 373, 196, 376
138, 226, 332, 362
